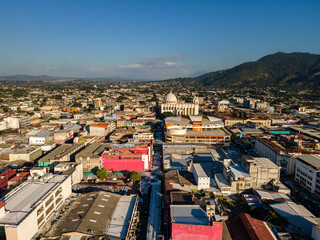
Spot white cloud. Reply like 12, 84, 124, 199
120, 63, 143, 69
119, 55, 184, 71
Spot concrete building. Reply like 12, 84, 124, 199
9, 147, 42, 162
44, 192, 137, 239
54, 162, 83, 185
29, 132, 53, 146
254, 137, 296, 175
163, 153, 192, 171
133, 130, 154, 142
192, 163, 210, 190
0, 174, 71, 240
241, 155, 281, 187
165, 115, 231, 146
89, 123, 109, 137
38, 143, 85, 169
4, 116, 30, 129
295, 155, 320, 198
161, 91, 199, 115
170, 205, 223, 240
102, 143, 151, 172
75, 143, 109, 173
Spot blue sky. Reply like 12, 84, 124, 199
0, 0, 319, 80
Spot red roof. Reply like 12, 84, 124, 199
0, 202, 6, 209
0, 169, 15, 177
226, 213, 275, 240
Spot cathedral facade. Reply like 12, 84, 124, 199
161, 92, 199, 115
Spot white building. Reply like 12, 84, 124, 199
29, 132, 53, 145
192, 163, 210, 190
161, 92, 199, 115
0, 174, 71, 240
4, 116, 30, 129
295, 155, 320, 197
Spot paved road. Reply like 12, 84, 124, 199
146, 182, 162, 240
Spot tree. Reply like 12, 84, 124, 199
97, 167, 107, 180
161, 112, 174, 119
129, 171, 141, 182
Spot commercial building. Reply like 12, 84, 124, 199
161, 92, 199, 115
0, 174, 71, 240
270, 201, 320, 237
241, 155, 281, 187
226, 213, 277, 240
170, 205, 223, 240
163, 153, 192, 171
4, 116, 30, 129
295, 155, 320, 198
192, 163, 210, 190
29, 132, 53, 146
75, 143, 109, 173
44, 192, 137, 239
38, 143, 85, 169
102, 143, 151, 172
89, 123, 109, 137
165, 115, 231, 146
9, 147, 42, 162
254, 137, 296, 175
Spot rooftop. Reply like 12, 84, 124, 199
48, 192, 132, 237
193, 163, 208, 178
0, 175, 68, 226
171, 205, 210, 225
296, 154, 320, 169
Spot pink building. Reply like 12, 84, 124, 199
170, 205, 223, 240
101, 144, 151, 172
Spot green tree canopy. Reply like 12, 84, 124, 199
161, 112, 174, 119
129, 171, 141, 182
97, 167, 107, 180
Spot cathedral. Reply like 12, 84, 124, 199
161, 91, 199, 115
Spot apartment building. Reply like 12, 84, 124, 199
0, 174, 71, 240
295, 155, 320, 198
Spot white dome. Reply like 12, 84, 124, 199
165, 91, 177, 103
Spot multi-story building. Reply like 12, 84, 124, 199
295, 155, 320, 197
165, 115, 231, 146
9, 147, 43, 162
161, 92, 199, 115
4, 116, 30, 129
254, 137, 296, 175
75, 143, 109, 173
89, 123, 109, 137
0, 174, 71, 240
192, 163, 210, 190
101, 143, 151, 172
241, 155, 281, 187
38, 143, 85, 169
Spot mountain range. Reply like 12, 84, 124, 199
164, 52, 320, 90
1, 52, 320, 90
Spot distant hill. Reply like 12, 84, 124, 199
164, 52, 320, 90
0, 75, 140, 82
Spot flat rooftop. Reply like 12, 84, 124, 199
39, 143, 84, 163
171, 205, 210, 225
230, 165, 251, 179
105, 195, 136, 239
296, 154, 320, 169
47, 192, 136, 238
193, 163, 208, 178
0, 175, 68, 226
